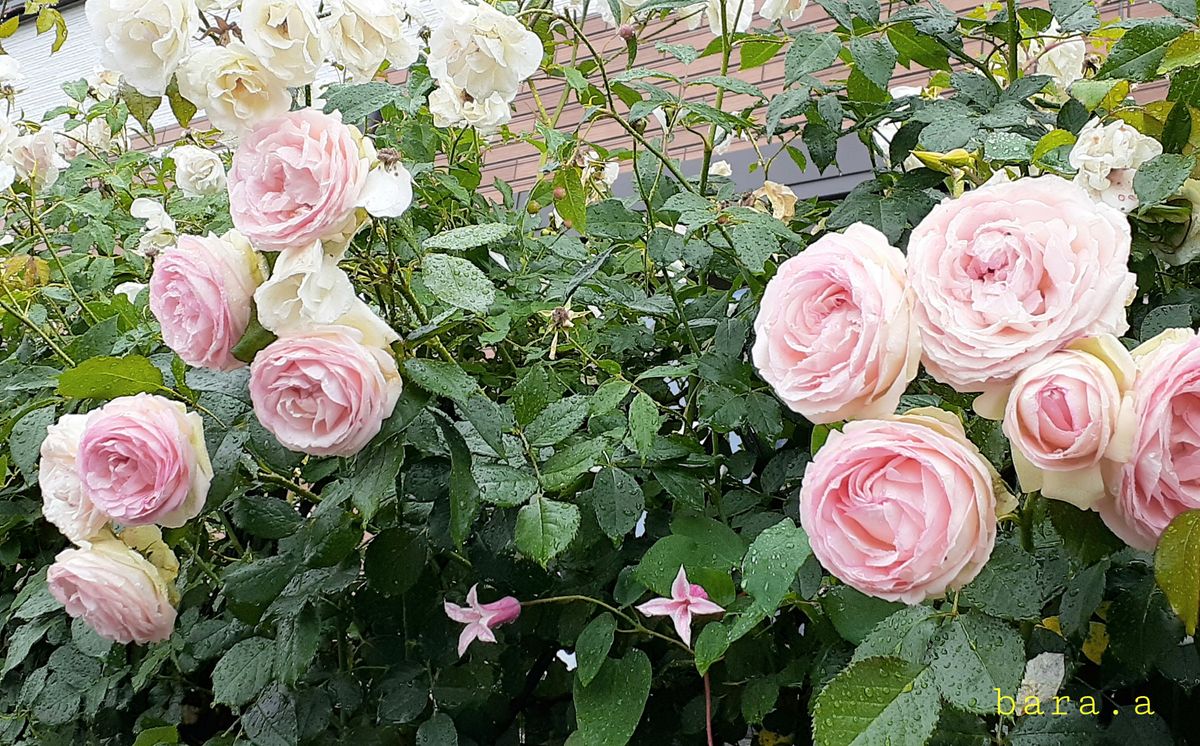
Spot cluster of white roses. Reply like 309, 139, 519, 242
595, 0, 807, 34
755, 171, 1200, 603
0, 59, 131, 195
38, 394, 212, 643
87, 0, 544, 137
427, 1, 542, 132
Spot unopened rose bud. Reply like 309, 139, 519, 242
527, 200, 542, 214
618, 24, 636, 41
562, 218, 573, 230
553, 186, 567, 200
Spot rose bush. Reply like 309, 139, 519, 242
3, 0, 1200, 744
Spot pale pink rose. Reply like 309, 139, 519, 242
149, 230, 265, 371
1099, 329, 1200, 550
799, 409, 999, 603
77, 394, 213, 528
249, 326, 403, 457
752, 222, 920, 424
1001, 336, 1135, 510
908, 175, 1134, 394
228, 109, 371, 253
47, 537, 177, 644
39, 414, 109, 544
444, 584, 521, 657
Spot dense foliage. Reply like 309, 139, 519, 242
3, 0, 1200, 744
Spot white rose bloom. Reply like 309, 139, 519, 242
753, 180, 798, 222
131, 198, 177, 256
324, 0, 423, 82
713, 127, 747, 156
255, 240, 400, 348
86, 0, 195, 97
1024, 20, 1085, 99
760, 0, 807, 23
709, 160, 732, 177
39, 414, 109, 545
176, 42, 292, 136
197, 0, 239, 9
0, 55, 22, 90
359, 161, 414, 218
685, 0, 753, 36
578, 148, 619, 189
0, 115, 19, 190
1156, 179, 1200, 266
88, 68, 122, 101
171, 145, 227, 197
597, 0, 643, 26
114, 281, 148, 302
131, 198, 176, 235
427, 0, 542, 103
13, 129, 68, 191
872, 85, 924, 171
139, 230, 176, 257
58, 119, 114, 161
428, 84, 512, 133
241, 0, 325, 86
1069, 119, 1162, 213
0, 116, 18, 155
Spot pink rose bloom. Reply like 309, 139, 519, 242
635, 565, 724, 647
799, 409, 1001, 604
1099, 329, 1200, 550
1000, 336, 1135, 510
149, 230, 265, 371
228, 109, 371, 253
907, 175, 1134, 394
77, 394, 213, 528
48, 536, 178, 644
752, 222, 920, 423
39, 413, 109, 544
444, 584, 521, 657
249, 326, 403, 457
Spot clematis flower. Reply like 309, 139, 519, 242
444, 585, 522, 657
635, 566, 724, 646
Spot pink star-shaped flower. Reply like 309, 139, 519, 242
635, 565, 724, 646
443, 584, 522, 657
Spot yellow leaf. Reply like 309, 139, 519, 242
1082, 621, 1109, 664
1154, 508, 1200, 635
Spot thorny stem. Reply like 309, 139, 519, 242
0, 295, 75, 366
7, 195, 100, 325
698, 0, 744, 194
258, 468, 322, 504
1006, 0, 1021, 84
